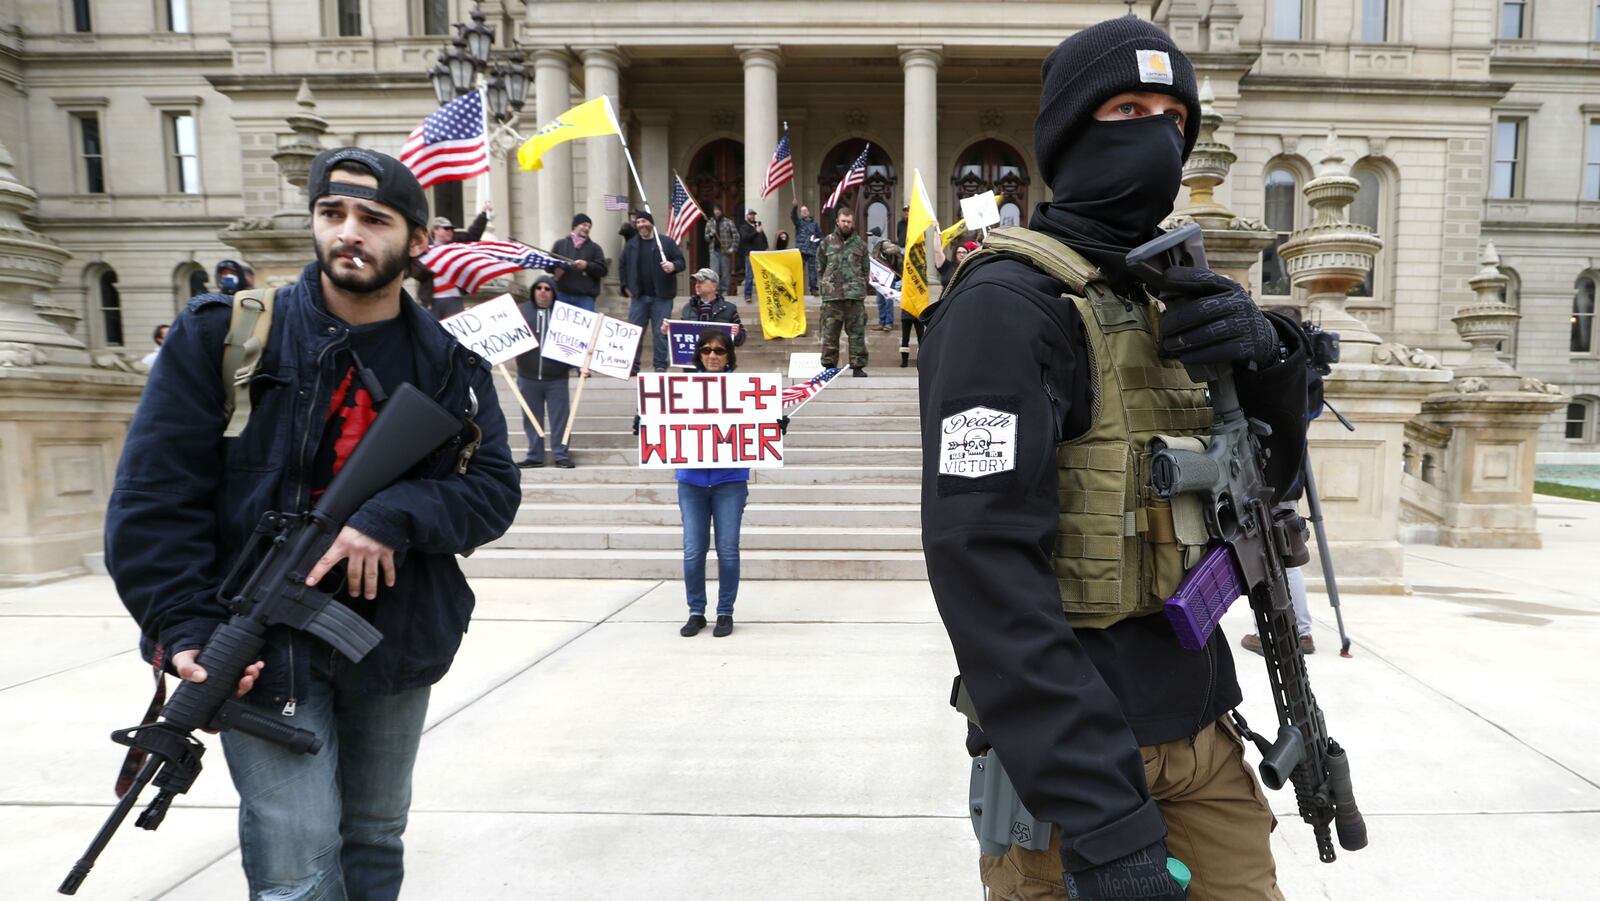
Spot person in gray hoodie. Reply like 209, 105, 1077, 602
514, 274, 578, 468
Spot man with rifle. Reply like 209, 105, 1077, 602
920, 17, 1361, 901
98, 147, 521, 900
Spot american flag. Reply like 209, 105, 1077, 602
603, 194, 630, 211
823, 144, 870, 211
419, 240, 570, 295
667, 172, 704, 244
760, 130, 794, 198
400, 91, 489, 189
782, 367, 845, 412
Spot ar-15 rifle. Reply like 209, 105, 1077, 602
60, 382, 464, 895
1125, 224, 1367, 863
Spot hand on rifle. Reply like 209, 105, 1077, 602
305, 526, 396, 600
1155, 267, 1279, 368
172, 649, 264, 701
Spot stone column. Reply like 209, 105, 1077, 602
1418, 244, 1567, 548
739, 46, 781, 242
1279, 129, 1451, 592
533, 48, 575, 249
0, 140, 144, 583
899, 47, 942, 211
635, 111, 671, 223
218, 81, 325, 287
580, 46, 624, 263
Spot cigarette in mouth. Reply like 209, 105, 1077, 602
351, 256, 365, 269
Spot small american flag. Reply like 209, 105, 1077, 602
400, 91, 489, 189
760, 130, 794, 198
823, 144, 870, 211
782, 367, 845, 412
420, 240, 570, 295
603, 194, 630, 211
667, 172, 705, 244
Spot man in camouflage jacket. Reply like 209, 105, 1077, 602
816, 206, 871, 375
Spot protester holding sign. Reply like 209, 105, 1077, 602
674, 331, 749, 639
514, 276, 577, 469
662, 268, 744, 347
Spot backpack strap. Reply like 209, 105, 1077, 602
945, 226, 1109, 300
219, 287, 278, 438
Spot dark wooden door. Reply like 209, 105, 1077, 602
686, 138, 744, 273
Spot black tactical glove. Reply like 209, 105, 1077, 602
1156, 267, 1280, 368
1064, 839, 1187, 901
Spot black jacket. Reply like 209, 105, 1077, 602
514, 301, 574, 379
619, 231, 686, 300
737, 219, 768, 257
550, 235, 609, 297
677, 295, 746, 346
105, 262, 522, 706
918, 251, 1310, 872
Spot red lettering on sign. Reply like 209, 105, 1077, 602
667, 423, 688, 464
637, 376, 666, 416
718, 377, 745, 414
712, 424, 738, 463
739, 379, 778, 411
692, 375, 717, 414
666, 377, 689, 415
639, 426, 668, 465
738, 423, 756, 460
757, 421, 784, 462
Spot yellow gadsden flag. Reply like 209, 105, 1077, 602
518, 96, 621, 171
750, 249, 808, 339
900, 170, 938, 318
939, 218, 967, 249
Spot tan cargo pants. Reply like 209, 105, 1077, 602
978, 718, 1284, 901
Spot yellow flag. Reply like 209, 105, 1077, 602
939, 218, 967, 248
518, 96, 621, 171
900, 170, 938, 318
750, 249, 808, 339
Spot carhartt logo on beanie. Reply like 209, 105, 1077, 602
1034, 17, 1201, 176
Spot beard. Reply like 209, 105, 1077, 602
315, 235, 411, 296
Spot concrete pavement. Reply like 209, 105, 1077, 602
3, 497, 1597, 899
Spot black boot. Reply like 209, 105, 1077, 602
851, 367, 868, 378
680, 614, 706, 637
713, 615, 734, 637
899, 346, 909, 368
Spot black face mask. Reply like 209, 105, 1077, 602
1043, 116, 1186, 249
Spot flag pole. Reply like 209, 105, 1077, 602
496, 363, 545, 439
606, 95, 667, 260
478, 85, 493, 207
562, 314, 606, 446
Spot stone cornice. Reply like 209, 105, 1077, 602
1241, 74, 1514, 102
206, 74, 435, 96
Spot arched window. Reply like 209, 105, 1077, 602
94, 268, 123, 347
1574, 274, 1596, 355
1497, 266, 1521, 366
950, 139, 1029, 228
686, 138, 745, 272
1261, 166, 1299, 296
817, 140, 894, 237
1349, 161, 1390, 298
174, 262, 207, 311
1566, 397, 1596, 442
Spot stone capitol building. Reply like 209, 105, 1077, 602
1, 0, 1597, 460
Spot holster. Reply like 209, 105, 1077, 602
953, 676, 1053, 858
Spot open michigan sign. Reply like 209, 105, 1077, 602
635, 373, 785, 469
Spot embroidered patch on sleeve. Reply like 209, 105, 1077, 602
1136, 50, 1174, 86
939, 406, 1018, 478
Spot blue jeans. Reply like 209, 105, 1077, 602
801, 254, 818, 295
220, 662, 431, 901
875, 291, 895, 327
556, 291, 595, 313
678, 480, 747, 616
627, 295, 672, 372
711, 251, 732, 287
742, 255, 755, 299
517, 374, 570, 463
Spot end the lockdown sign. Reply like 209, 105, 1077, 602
438, 293, 537, 365
635, 372, 785, 469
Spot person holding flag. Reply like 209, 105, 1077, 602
619, 210, 686, 374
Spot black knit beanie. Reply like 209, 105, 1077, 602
1034, 17, 1201, 177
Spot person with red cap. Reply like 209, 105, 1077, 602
920, 16, 1318, 901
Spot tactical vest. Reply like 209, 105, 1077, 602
948, 228, 1214, 629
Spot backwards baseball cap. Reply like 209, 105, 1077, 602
307, 147, 431, 230
1034, 17, 1201, 175
690, 267, 720, 283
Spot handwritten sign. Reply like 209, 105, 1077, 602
666, 319, 736, 368
543, 300, 599, 369
589, 316, 644, 380
438, 293, 537, 366
959, 191, 1001, 230
636, 372, 785, 469
869, 258, 900, 302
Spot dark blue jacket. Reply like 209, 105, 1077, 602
105, 262, 521, 707
619, 230, 686, 300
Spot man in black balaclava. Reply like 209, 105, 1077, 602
919, 16, 1311, 901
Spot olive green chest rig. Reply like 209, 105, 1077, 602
952, 227, 1214, 629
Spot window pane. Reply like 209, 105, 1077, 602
1362, 0, 1388, 41
1574, 278, 1596, 354
867, 202, 889, 237
1264, 169, 1297, 232
188, 269, 208, 298
168, 0, 190, 32
1000, 202, 1022, 226
73, 0, 91, 32
1501, 1, 1524, 39
172, 115, 197, 155
424, 0, 450, 35
338, 0, 362, 36
1567, 403, 1588, 440
1586, 123, 1600, 202
1351, 169, 1381, 230
100, 272, 123, 347
1494, 121, 1520, 162
1273, 0, 1302, 39
1262, 237, 1292, 295
79, 115, 105, 194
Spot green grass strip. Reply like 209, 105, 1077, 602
1534, 481, 1600, 503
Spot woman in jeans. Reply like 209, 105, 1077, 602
676, 331, 748, 638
